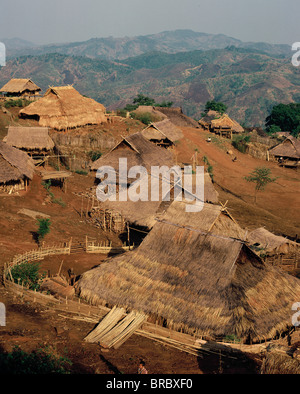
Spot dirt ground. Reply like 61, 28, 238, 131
0, 117, 299, 374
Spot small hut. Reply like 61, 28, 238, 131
199, 110, 221, 130
91, 132, 175, 173
199, 111, 244, 138
247, 227, 299, 271
77, 200, 300, 343
141, 119, 183, 148
3, 126, 54, 162
155, 107, 199, 128
19, 85, 107, 130
0, 141, 35, 193
210, 114, 244, 138
268, 136, 300, 169
0, 78, 41, 100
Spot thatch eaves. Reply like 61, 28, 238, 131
77, 201, 300, 342
0, 141, 35, 183
0, 78, 41, 94
4, 126, 54, 151
19, 85, 107, 130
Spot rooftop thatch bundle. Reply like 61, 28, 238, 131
141, 119, 183, 145
0, 141, 35, 184
0, 78, 41, 96
19, 85, 107, 130
247, 227, 299, 256
77, 200, 300, 342
3, 126, 54, 151
269, 136, 300, 160
91, 132, 175, 172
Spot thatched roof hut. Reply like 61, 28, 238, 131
91, 132, 175, 172
0, 141, 35, 188
199, 110, 221, 129
155, 107, 199, 128
19, 85, 107, 130
247, 227, 299, 256
141, 119, 183, 147
77, 200, 300, 342
199, 111, 244, 137
269, 136, 300, 168
3, 126, 54, 153
0, 78, 41, 98
210, 114, 244, 135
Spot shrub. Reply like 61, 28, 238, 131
37, 218, 51, 243
10, 261, 43, 290
88, 150, 102, 162
0, 346, 72, 374
232, 135, 250, 153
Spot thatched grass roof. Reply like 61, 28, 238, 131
155, 107, 199, 128
141, 119, 183, 143
199, 110, 221, 127
4, 126, 54, 151
0, 141, 35, 183
0, 78, 41, 94
19, 85, 107, 130
269, 136, 300, 159
211, 114, 244, 133
247, 227, 299, 255
77, 200, 300, 342
91, 132, 175, 171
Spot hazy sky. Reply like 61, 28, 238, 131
0, 0, 299, 45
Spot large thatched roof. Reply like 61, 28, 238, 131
269, 136, 300, 159
91, 132, 175, 171
77, 200, 300, 342
4, 126, 54, 151
247, 227, 299, 255
19, 85, 107, 130
141, 119, 183, 143
0, 78, 41, 94
0, 141, 35, 183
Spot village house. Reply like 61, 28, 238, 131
0, 78, 41, 100
3, 126, 54, 164
141, 119, 183, 148
268, 135, 300, 169
19, 85, 107, 130
0, 141, 35, 193
199, 110, 244, 138
77, 200, 300, 344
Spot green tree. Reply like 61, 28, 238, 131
133, 94, 156, 106
36, 218, 51, 244
244, 167, 277, 203
204, 100, 227, 115
266, 103, 300, 137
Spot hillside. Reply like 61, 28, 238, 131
4, 30, 291, 60
1, 46, 298, 127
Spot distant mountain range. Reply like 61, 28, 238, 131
2, 30, 292, 60
0, 30, 298, 127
